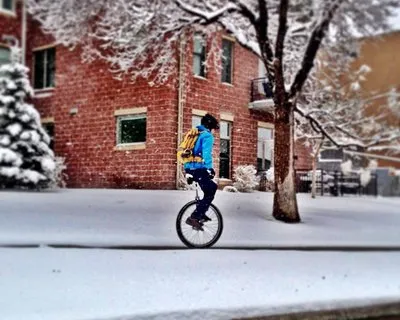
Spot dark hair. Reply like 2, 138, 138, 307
201, 113, 219, 130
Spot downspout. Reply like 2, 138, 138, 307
175, 34, 186, 189
21, 0, 27, 65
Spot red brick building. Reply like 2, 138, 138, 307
1, 0, 312, 189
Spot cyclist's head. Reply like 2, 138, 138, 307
201, 113, 219, 130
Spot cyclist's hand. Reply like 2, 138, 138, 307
207, 168, 216, 178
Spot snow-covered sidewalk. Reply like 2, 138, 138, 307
1, 247, 400, 320
0, 189, 399, 248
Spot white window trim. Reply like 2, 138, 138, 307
318, 157, 343, 163
41, 117, 55, 124
220, 112, 234, 122
0, 0, 16, 17
115, 111, 147, 148
192, 109, 207, 117
258, 121, 274, 129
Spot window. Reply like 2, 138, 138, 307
1, 0, 13, 12
192, 115, 202, 127
319, 149, 343, 162
42, 122, 55, 151
0, 47, 10, 66
34, 47, 56, 89
221, 39, 233, 84
193, 35, 206, 77
219, 121, 232, 179
116, 114, 146, 145
257, 127, 274, 171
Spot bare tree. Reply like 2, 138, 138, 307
27, 0, 399, 222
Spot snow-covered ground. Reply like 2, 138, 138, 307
0, 189, 399, 247
0, 189, 400, 319
1, 248, 400, 320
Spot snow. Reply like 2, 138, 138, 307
6, 122, 22, 136
0, 189, 400, 319
41, 156, 56, 172
0, 147, 21, 165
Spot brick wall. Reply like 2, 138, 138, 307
0, 1, 22, 46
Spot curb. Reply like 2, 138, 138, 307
1, 244, 400, 251
237, 301, 400, 320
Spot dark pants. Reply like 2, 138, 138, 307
186, 168, 217, 219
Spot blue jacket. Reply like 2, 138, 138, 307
184, 125, 214, 170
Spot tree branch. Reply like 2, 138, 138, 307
174, 0, 237, 24
256, 0, 275, 83
275, 0, 288, 62
289, 0, 344, 99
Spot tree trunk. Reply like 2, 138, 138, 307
273, 102, 300, 223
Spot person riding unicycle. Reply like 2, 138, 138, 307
184, 113, 219, 231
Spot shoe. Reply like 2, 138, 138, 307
199, 215, 211, 223
190, 210, 211, 223
186, 217, 204, 231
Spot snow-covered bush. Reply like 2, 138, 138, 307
223, 185, 238, 193
340, 160, 353, 176
359, 168, 371, 187
0, 49, 56, 190
47, 156, 67, 189
233, 165, 258, 193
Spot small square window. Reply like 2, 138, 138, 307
1, 0, 13, 11
0, 47, 10, 66
117, 114, 147, 145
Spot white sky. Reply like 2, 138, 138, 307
0, 189, 400, 319
390, 7, 400, 30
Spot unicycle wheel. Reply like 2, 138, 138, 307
176, 200, 223, 248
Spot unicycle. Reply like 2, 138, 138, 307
176, 175, 223, 248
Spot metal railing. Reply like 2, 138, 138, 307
295, 169, 378, 197
250, 77, 274, 102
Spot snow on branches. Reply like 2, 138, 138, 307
0, 49, 56, 189
26, 0, 399, 87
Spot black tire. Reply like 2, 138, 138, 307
176, 200, 223, 248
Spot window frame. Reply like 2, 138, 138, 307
116, 113, 147, 147
221, 38, 234, 84
0, 0, 15, 15
33, 46, 56, 90
193, 35, 206, 78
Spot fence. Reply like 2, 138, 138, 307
295, 169, 378, 196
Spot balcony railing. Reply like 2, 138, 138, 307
250, 77, 274, 102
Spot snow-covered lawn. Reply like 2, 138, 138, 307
1, 189, 400, 319
0, 189, 399, 247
